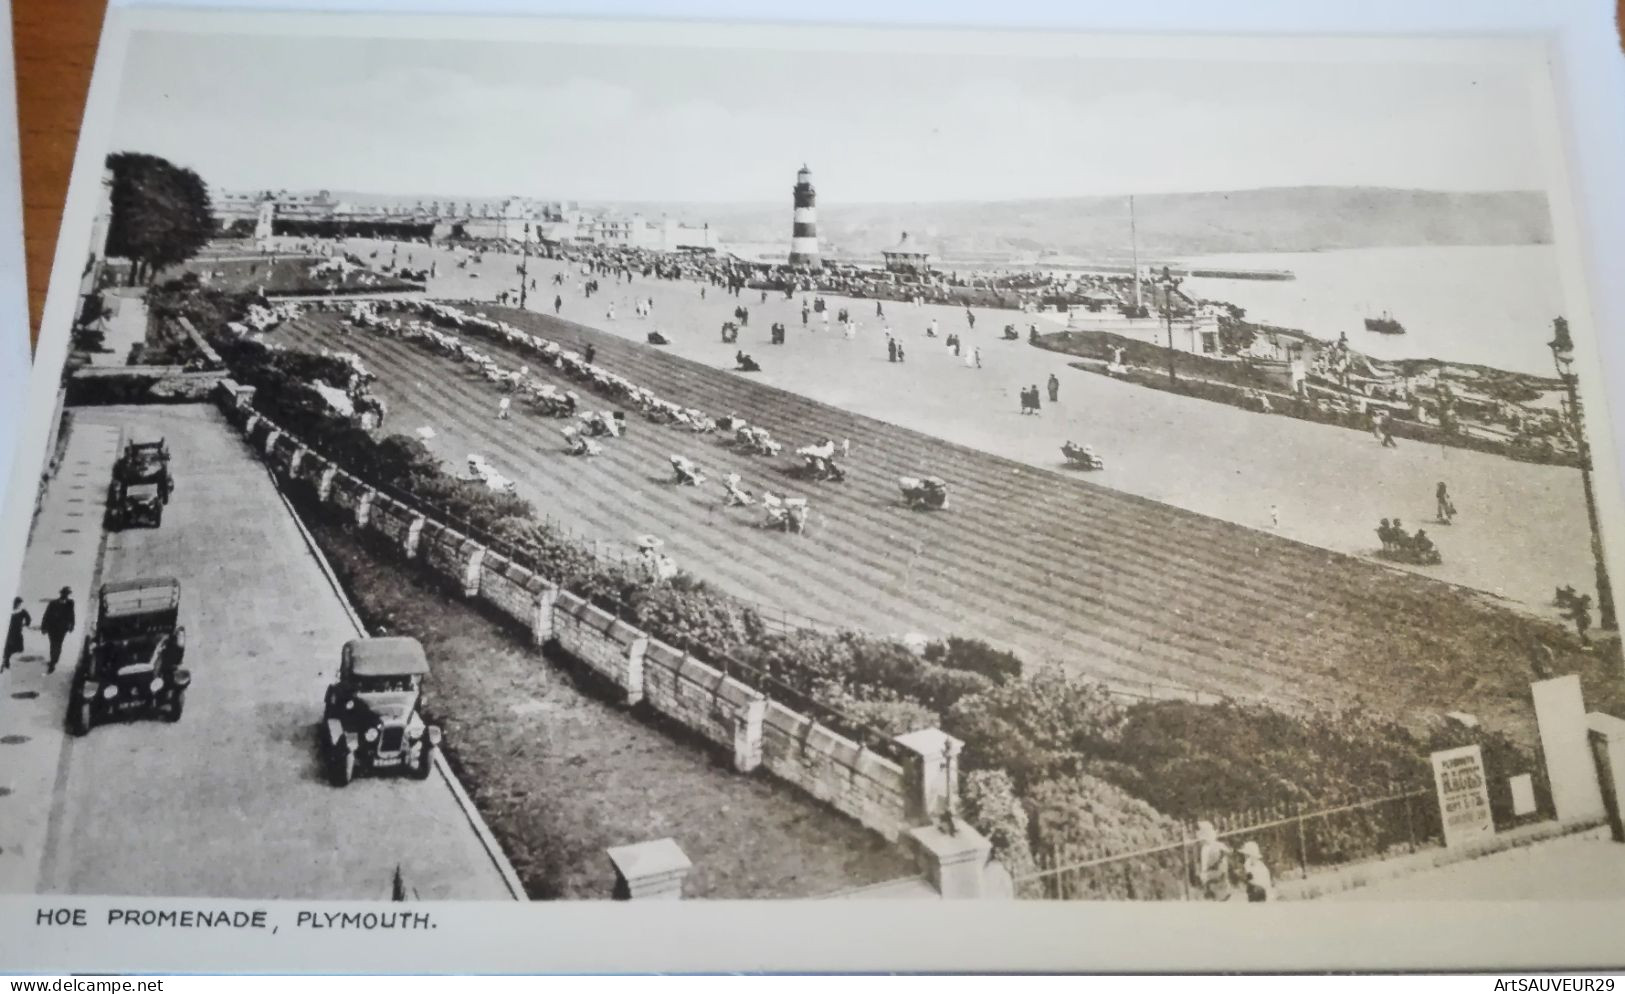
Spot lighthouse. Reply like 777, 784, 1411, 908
789, 164, 820, 268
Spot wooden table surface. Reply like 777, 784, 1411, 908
12, 1, 1625, 349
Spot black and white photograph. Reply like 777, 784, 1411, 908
3, 8, 1624, 941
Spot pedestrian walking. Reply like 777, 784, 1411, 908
40, 587, 75, 674
966, 308, 976, 330
1047, 373, 1059, 403
1381, 420, 1397, 448
896, 342, 905, 363
4, 597, 30, 673
1436, 482, 1456, 524
841, 438, 850, 459
554, 294, 563, 315
498, 397, 512, 420
1020, 386, 1032, 415
1030, 384, 1041, 415
1269, 504, 1280, 529
875, 300, 885, 319
887, 337, 898, 363
928, 318, 939, 338
974, 347, 982, 369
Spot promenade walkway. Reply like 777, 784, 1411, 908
0, 420, 121, 893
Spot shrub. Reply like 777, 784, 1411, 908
823, 693, 940, 738
1023, 773, 1187, 900
1107, 700, 1424, 818
925, 636, 1023, 684
945, 666, 1124, 787
961, 769, 1037, 885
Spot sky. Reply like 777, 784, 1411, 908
107, 30, 1549, 204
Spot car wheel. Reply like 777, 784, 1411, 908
409, 742, 434, 780
163, 690, 184, 723
68, 701, 91, 737
329, 746, 355, 787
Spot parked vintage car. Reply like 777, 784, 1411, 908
320, 637, 442, 786
109, 433, 173, 530
67, 578, 189, 736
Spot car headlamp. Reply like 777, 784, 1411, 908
427, 727, 443, 746
80, 683, 97, 699
149, 677, 164, 694
103, 685, 119, 700
364, 727, 379, 742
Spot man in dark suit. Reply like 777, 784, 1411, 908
40, 587, 76, 674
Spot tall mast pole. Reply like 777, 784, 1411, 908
1130, 195, 1142, 312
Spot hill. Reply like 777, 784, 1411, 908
277, 185, 1553, 262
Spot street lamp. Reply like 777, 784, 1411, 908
518, 221, 531, 310
1549, 316, 1617, 631
1156, 267, 1180, 387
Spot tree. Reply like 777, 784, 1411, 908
105, 152, 214, 285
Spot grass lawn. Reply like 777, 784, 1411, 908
305, 515, 917, 900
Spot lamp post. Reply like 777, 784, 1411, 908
518, 221, 531, 310
1549, 316, 1616, 631
1156, 268, 1180, 387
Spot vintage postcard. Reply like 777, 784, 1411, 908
1, 6, 1622, 973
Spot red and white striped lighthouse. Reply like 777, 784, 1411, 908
789, 164, 820, 268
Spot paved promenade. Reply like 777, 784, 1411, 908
337, 237, 1593, 618
1330, 827, 1625, 900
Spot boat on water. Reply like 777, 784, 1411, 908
1364, 312, 1406, 335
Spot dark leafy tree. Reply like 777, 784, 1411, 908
105, 152, 214, 285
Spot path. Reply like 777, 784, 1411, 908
1328, 828, 1625, 900
0, 421, 121, 893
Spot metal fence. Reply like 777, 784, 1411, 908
1017, 786, 1501, 901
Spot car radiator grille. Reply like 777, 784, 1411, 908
379, 726, 406, 753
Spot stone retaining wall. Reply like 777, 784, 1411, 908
477, 553, 557, 644
642, 638, 764, 772
761, 701, 913, 841
552, 590, 646, 704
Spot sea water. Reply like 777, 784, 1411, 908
1177, 244, 1568, 376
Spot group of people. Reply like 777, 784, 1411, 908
1194, 821, 1274, 902
1376, 518, 1440, 563
1019, 376, 1060, 415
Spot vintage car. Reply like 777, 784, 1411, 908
109, 434, 173, 529
321, 637, 442, 786
68, 578, 189, 736
108, 479, 166, 529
